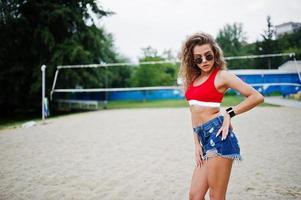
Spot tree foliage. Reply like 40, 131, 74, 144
0, 0, 119, 116
215, 17, 301, 69
216, 23, 247, 56
216, 23, 249, 69
129, 46, 178, 87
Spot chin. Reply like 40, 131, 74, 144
200, 65, 214, 72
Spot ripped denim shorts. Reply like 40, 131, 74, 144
193, 114, 243, 161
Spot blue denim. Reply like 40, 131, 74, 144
193, 115, 242, 161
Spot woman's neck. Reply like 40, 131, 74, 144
201, 66, 216, 77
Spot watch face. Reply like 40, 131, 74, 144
229, 110, 235, 118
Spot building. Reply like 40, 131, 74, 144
275, 22, 301, 38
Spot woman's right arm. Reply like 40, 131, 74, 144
193, 133, 201, 146
193, 129, 203, 167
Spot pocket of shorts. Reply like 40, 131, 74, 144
201, 126, 217, 146
203, 125, 217, 137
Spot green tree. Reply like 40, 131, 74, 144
129, 46, 178, 87
0, 0, 122, 117
216, 23, 247, 56
277, 27, 301, 59
216, 23, 249, 69
255, 15, 281, 69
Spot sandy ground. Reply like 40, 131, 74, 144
0, 107, 301, 200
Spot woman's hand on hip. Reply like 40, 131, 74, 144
216, 112, 233, 140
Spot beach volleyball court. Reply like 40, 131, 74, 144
0, 107, 300, 199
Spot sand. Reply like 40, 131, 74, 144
0, 107, 301, 200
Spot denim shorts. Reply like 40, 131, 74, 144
193, 115, 242, 161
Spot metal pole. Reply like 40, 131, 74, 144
50, 69, 60, 101
292, 53, 301, 83
104, 65, 108, 109
41, 65, 46, 120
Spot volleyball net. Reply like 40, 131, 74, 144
50, 52, 300, 111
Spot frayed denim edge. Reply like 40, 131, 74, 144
204, 152, 243, 162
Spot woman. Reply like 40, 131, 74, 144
178, 32, 264, 200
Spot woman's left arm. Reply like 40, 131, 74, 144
216, 70, 264, 140
222, 70, 264, 115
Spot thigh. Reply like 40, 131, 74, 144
207, 156, 233, 196
190, 162, 209, 197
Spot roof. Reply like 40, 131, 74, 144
275, 22, 301, 28
278, 60, 301, 72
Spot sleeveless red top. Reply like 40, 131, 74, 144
185, 67, 224, 107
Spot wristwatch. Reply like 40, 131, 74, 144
225, 107, 236, 118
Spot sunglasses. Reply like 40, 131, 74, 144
194, 54, 214, 64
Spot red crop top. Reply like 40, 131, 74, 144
185, 67, 224, 107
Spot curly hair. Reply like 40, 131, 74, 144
178, 32, 227, 92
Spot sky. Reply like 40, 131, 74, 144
96, 0, 301, 62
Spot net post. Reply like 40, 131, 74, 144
41, 65, 46, 120
291, 53, 301, 83
99, 60, 108, 109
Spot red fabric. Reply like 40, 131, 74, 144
185, 67, 224, 103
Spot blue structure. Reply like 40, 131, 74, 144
109, 89, 183, 101
232, 69, 301, 96
53, 88, 184, 101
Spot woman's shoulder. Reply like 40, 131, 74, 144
215, 68, 232, 85
217, 68, 235, 79
216, 68, 240, 87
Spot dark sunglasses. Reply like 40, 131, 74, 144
194, 54, 214, 64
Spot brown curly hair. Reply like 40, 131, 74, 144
178, 32, 227, 92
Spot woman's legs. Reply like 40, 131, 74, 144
189, 161, 209, 200
207, 156, 233, 200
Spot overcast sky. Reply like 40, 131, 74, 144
96, 0, 301, 62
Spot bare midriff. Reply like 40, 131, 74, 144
190, 106, 221, 128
